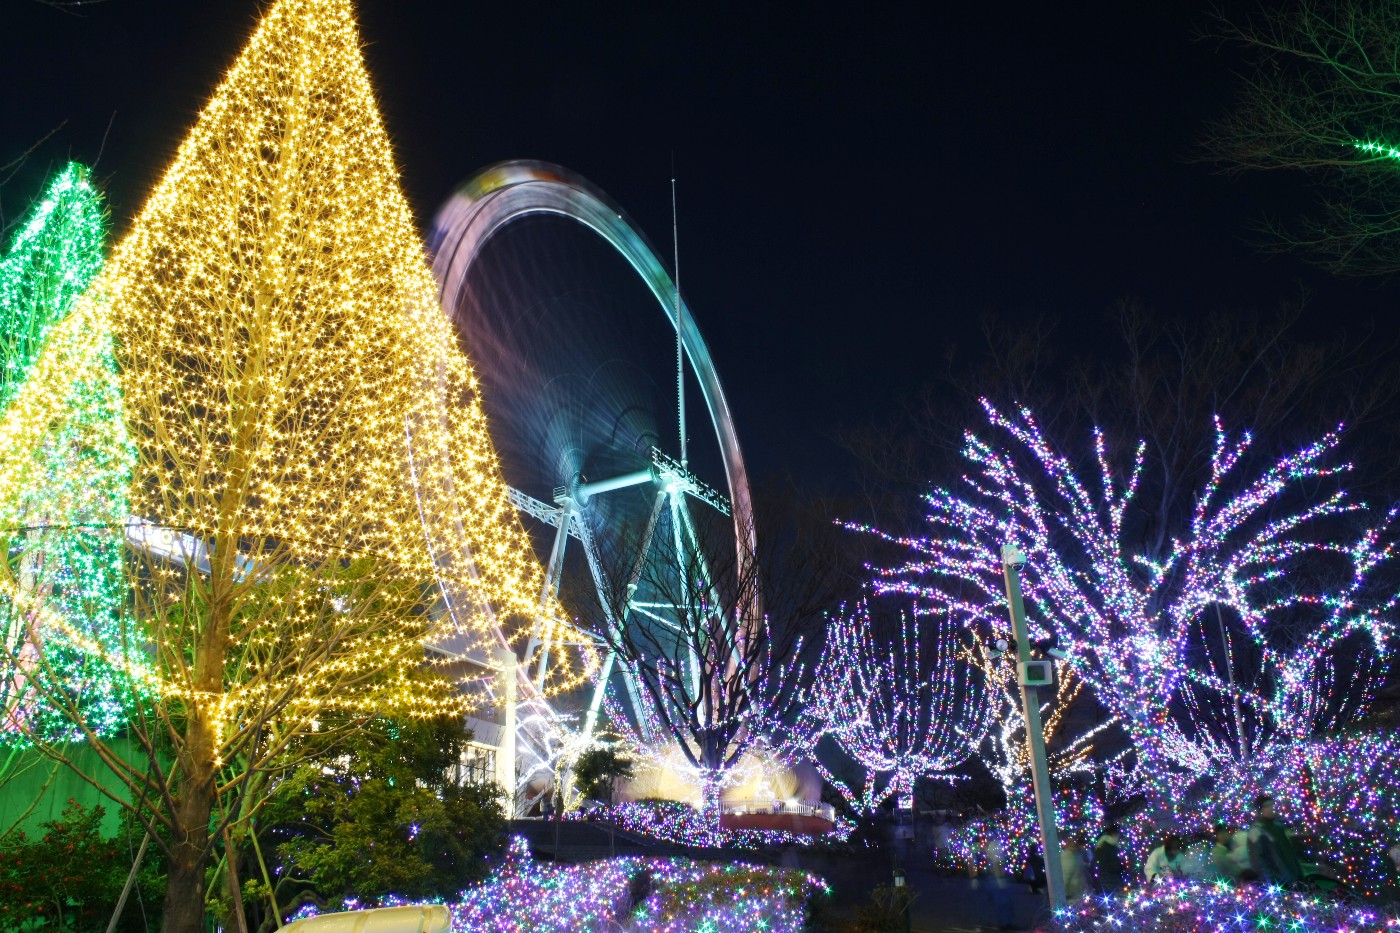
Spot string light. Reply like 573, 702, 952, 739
0, 164, 137, 744
940, 787, 1105, 878
1353, 139, 1400, 163
1053, 877, 1400, 931
800, 601, 991, 813
935, 652, 1119, 876
857, 401, 1396, 790
288, 840, 828, 932
1098, 732, 1400, 899
1, 4, 600, 827
599, 616, 806, 827
975, 657, 1118, 795
579, 800, 851, 850
0, 164, 104, 409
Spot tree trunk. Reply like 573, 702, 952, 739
225, 826, 249, 933
701, 772, 724, 835
161, 707, 220, 933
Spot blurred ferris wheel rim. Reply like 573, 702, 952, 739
427, 160, 756, 737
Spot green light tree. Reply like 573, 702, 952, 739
1204, 1, 1400, 275
0, 164, 135, 749
0, 164, 105, 409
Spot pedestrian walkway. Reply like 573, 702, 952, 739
902, 864, 1052, 932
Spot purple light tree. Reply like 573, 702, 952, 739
599, 612, 807, 827
859, 401, 1397, 787
800, 602, 991, 813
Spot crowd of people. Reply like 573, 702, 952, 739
1057, 793, 1350, 899
951, 789, 1400, 929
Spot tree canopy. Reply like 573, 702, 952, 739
1205, 0, 1400, 275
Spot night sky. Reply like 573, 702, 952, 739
6, 0, 1399, 491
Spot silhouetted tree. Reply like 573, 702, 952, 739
1204, 1, 1400, 276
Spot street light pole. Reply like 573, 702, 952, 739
1000, 544, 1066, 911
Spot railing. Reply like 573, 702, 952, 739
721, 799, 836, 822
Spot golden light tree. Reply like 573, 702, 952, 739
970, 645, 1112, 794
0, 0, 592, 928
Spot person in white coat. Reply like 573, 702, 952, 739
1144, 836, 1184, 888
1060, 837, 1089, 901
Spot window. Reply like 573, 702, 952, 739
457, 743, 496, 786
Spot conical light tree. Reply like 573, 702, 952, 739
0, 1, 592, 928
0, 163, 105, 408
0, 164, 135, 748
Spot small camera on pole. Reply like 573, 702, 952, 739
1017, 658, 1054, 687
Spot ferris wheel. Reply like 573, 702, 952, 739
428, 161, 755, 782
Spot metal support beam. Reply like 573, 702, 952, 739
494, 646, 519, 815
575, 469, 652, 502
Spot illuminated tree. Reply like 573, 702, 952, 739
862, 401, 1396, 790
971, 647, 1115, 801
1, 1, 592, 929
801, 601, 991, 814
0, 163, 104, 408
598, 529, 813, 830
969, 645, 1121, 865
572, 742, 635, 806
1204, 1, 1400, 275
0, 164, 134, 746
246, 710, 506, 923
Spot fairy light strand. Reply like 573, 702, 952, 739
0, 164, 137, 744
2, 0, 596, 757
854, 401, 1396, 790
800, 601, 991, 813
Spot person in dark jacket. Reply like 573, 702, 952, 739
1027, 842, 1048, 894
1248, 794, 1304, 885
1093, 824, 1127, 894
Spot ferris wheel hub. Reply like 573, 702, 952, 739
649, 448, 731, 517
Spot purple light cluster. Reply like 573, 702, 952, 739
859, 402, 1396, 785
1052, 878, 1400, 931
936, 733, 1400, 899
852, 402, 1400, 905
800, 602, 991, 813
1117, 732, 1400, 898
284, 840, 828, 932
590, 799, 851, 849
937, 788, 1105, 877
454, 850, 825, 932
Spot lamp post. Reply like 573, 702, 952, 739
1000, 543, 1066, 911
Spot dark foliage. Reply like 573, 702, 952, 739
573, 744, 635, 805
244, 715, 505, 927
0, 800, 163, 932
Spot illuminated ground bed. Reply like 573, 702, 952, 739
591, 800, 850, 849
1052, 879, 1400, 932
293, 844, 827, 933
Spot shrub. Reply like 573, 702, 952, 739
0, 800, 158, 932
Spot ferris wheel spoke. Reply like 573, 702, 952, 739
430, 161, 754, 814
